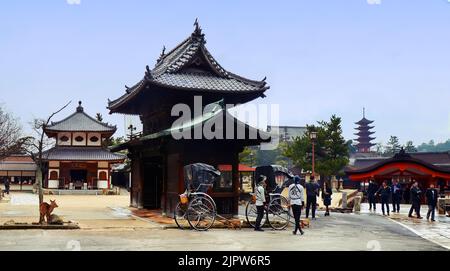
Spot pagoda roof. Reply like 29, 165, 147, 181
110, 99, 271, 152
354, 131, 375, 136
108, 20, 269, 114
42, 147, 126, 162
355, 117, 374, 125
45, 102, 116, 135
355, 125, 375, 131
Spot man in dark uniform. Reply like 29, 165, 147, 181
426, 184, 438, 222
367, 180, 378, 211
377, 181, 391, 216
391, 180, 402, 213
4, 177, 10, 195
305, 175, 320, 220
408, 181, 423, 219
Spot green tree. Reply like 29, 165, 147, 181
384, 136, 401, 155
404, 141, 418, 153
283, 115, 349, 179
239, 147, 256, 166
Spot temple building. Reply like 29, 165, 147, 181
109, 21, 270, 215
0, 155, 37, 191
345, 149, 450, 201
42, 102, 126, 190
354, 108, 376, 153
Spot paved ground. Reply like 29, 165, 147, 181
0, 192, 448, 251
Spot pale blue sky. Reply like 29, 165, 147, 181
1, 0, 449, 145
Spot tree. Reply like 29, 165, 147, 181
0, 106, 26, 160
375, 142, 385, 156
283, 115, 349, 180
404, 141, 418, 153
23, 102, 71, 224
239, 147, 255, 166
384, 136, 402, 156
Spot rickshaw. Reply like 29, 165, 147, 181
245, 165, 294, 230
174, 163, 220, 231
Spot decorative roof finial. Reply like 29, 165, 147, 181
145, 65, 153, 81
157, 45, 166, 63
363, 107, 366, 118
77, 101, 84, 112
192, 18, 203, 37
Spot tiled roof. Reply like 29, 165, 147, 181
42, 147, 126, 161
347, 151, 450, 174
0, 161, 37, 171
153, 72, 264, 92
108, 21, 268, 111
46, 102, 116, 133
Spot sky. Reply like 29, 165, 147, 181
1, 0, 449, 146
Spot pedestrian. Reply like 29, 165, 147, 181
4, 177, 10, 195
254, 175, 267, 232
408, 181, 423, 219
377, 181, 391, 216
426, 183, 438, 222
288, 175, 305, 235
305, 175, 320, 220
322, 181, 333, 216
367, 179, 378, 211
391, 180, 402, 213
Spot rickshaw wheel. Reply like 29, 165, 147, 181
267, 196, 290, 230
174, 202, 191, 230
245, 201, 267, 228
186, 195, 216, 231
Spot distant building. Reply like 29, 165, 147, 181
0, 155, 37, 190
42, 102, 126, 190
345, 150, 450, 200
267, 125, 307, 143
354, 108, 376, 153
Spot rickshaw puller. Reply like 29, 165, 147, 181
254, 175, 267, 232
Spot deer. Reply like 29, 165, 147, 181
39, 200, 58, 224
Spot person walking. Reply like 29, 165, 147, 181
288, 176, 305, 235
377, 181, 391, 216
367, 179, 378, 211
426, 184, 438, 222
4, 177, 10, 195
322, 181, 333, 216
408, 181, 423, 219
305, 175, 320, 220
391, 180, 402, 213
254, 175, 267, 232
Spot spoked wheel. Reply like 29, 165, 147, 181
245, 201, 267, 228
186, 195, 216, 231
267, 196, 291, 230
174, 202, 191, 230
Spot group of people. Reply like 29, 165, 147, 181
367, 179, 439, 221
254, 175, 332, 236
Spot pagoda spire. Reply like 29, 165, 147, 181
354, 108, 376, 153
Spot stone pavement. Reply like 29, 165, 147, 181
359, 203, 450, 250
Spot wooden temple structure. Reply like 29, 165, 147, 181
346, 149, 450, 197
43, 102, 126, 190
109, 21, 270, 215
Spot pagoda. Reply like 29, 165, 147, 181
354, 108, 376, 153
108, 20, 270, 215
43, 102, 125, 190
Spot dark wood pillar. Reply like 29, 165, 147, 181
232, 149, 240, 216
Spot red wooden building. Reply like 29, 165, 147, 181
42, 102, 126, 190
346, 149, 450, 194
